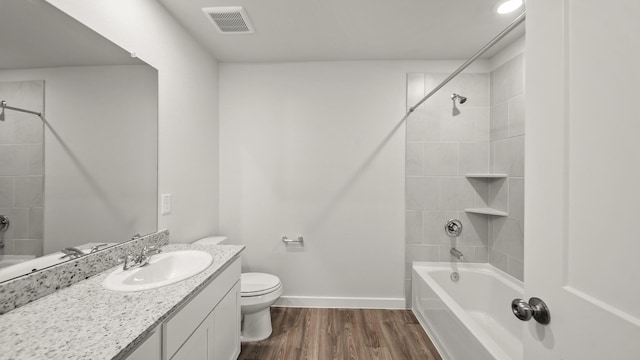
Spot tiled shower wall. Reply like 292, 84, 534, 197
488, 54, 525, 280
0, 81, 44, 257
405, 73, 491, 300
405, 53, 526, 301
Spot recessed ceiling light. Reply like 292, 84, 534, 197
494, 0, 524, 14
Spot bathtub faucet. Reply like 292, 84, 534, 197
450, 247, 463, 260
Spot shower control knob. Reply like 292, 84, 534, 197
0, 215, 9, 232
444, 219, 463, 237
511, 297, 551, 325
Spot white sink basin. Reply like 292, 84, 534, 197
103, 250, 213, 292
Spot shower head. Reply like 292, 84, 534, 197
451, 93, 467, 104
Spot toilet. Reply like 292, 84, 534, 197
193, 236, 283, 342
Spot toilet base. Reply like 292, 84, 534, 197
241, 307, 273, 342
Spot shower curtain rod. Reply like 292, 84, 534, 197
408, 12, 526, 114
0, 100, 42, 118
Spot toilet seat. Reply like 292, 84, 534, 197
241, 273, 281, 297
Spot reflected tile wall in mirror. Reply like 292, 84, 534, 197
0, 80, 44, 259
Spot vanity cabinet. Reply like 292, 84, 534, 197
126, 327, 161, 360
172, 282, 240, 360
126, 258, 241, 360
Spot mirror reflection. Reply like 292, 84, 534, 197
0, 0, 158, 283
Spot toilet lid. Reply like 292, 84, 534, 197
241, 273, 281, 296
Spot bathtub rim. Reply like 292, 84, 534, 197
411, 262, 524, 360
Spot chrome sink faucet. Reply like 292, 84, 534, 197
450, 247, 464, 260
122, 245, 162, 270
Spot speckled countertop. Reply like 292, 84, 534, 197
0, 244, 244, 360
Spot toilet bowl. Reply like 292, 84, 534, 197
193, 236, 283, 342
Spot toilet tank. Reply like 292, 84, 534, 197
193, 236, 228, 245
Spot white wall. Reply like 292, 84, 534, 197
47, 0, 220, 243
0, 66, 158, 253
220, 60, 488, 307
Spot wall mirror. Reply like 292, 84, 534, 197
0, 0, 158, 283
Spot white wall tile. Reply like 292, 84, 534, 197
492, 137, 524, 176
491, 101, 509, 141
493, 54, 524, 103
406, 143, 423, 176
492, 217, 524, 261
440, 177, 475, 211
27, 144, 44, 175
406, 177, 440, 210
15, 115, 43, 144
508, 257, 524, 281
475, 246, 489, 263
406, 244, 441, 277
423, 210, 458, 245
459, 142, 489, 174
407, 73, 426, 109
407, 107, 441, 142
458, 212, 488, 247
508, 178, 525, 220
490, 217, 510, 254
0, 146, 29, 176
28, 207, 44, 239
508, 94, 526, 137
0, 208, 28, 239
475, 109, 491, 142
10, 239, 43, 257
406, 210, 423, 244
441, 108, 478, 142
491, 139, 508, 173
424, 74, 453, 108
489, 178, 508, 212
0, 177, 14, 208
509, 136, 525, 177
489, 248, 508, 273
490, 72, 495, 105
0, 120, 17, 145
456, 73, 490, 107
469, 179, 490, 208
15, 176, 43, 207
424, 143, 458, 176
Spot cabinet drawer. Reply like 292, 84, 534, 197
163, 257, 240, 359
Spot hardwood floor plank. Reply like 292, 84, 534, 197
239, 307, 442, 360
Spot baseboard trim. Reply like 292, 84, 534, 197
274, 296, 407, 309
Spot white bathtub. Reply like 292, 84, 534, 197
412, 262, 524, 360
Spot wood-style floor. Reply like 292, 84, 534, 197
238, 307, 442, 360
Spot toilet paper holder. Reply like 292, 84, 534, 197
282, 235, 304, 243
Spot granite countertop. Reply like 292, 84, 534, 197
0, 244, 244, 360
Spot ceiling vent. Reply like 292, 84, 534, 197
202, 6, 254, 34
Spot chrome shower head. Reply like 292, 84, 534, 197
451, 93, 467, 104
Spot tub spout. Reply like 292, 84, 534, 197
450, 247, 463, 260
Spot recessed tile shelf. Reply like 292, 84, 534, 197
464, 208, 509, 216
464, 173, 508, 179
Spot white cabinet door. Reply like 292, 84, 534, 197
214, 282, 241, 360
171, 310, 215, 360
171, 282, 241, 360
163, 259, 241, 360
526, 0, 640, 358
126, 328, 161, 360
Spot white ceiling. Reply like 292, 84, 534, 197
159, 0, 525, 62
0, 0, 144, 70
